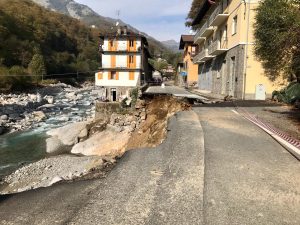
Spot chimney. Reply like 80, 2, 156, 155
123, 26, 127, 35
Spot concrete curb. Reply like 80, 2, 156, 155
235, 108, 300, 160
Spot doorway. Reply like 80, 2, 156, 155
221, 60, 227, 95
229, 56, 236, 96
111, 88, 117, 101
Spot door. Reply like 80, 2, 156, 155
111, 88, 117, 101
221, 60, 227, 95
229, 56, 236, 96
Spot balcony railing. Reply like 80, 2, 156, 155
194, 21, 214, 44
209, 39, 228, 56
193, 48, 214, 64
208, 3, 229, 27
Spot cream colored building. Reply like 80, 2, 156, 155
179, 35, 199, 87
193, 0, 285, 99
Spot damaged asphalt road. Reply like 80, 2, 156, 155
0, 111, 205, 225
1, 104, 299, 225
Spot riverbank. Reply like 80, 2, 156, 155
0, 96, 191, 195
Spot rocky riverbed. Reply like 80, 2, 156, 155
0, 82, 97, 135
0, 95, 191, 195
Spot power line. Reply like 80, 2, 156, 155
0, 70, 99, 78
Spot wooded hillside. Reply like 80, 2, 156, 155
0, 0, 100, 76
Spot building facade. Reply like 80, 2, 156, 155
179, 35, 199, 87
193, 0, 285, 99
95, 27, 152, 101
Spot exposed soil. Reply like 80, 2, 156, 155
127, 96, 191, 149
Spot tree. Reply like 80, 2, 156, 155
28, 52, 46, 80
185, 0, 205, 29
254, 0, 300, 82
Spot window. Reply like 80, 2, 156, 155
129, 40, 134, 47
110, 40, 114, 47
223, 25, 228, 41
129, 55, 134, 64
110, 71, 117, 80
232, 16, 238, 35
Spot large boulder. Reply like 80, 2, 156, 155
32, 111, 46, 122
47, 121, 90, 146
0, 115, 8, 121
46, 136, 66, 155
71, 128, 130, 157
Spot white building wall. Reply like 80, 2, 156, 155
116, 55, 127, 68
102, 55, 111, 68
102, 38, 142, 52
95, 71, 139, 87
118, 40, 127, 51
103, 40, 109, 51
136, 55, 141, 69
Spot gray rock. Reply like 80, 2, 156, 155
0, 126, 4, 135
0, 115, 8, 121
46, 96, 54, 104
47, 121, 90, 146
32, 111, 46, 122
36, 93, 42, 103
46, 136, 67, 155
49, 176, 63, 186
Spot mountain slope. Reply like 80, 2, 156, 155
31, 0, 173, 55
161, 40, 180, 52
0, 0, 99, 76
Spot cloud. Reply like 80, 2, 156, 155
75, 0, 192, 41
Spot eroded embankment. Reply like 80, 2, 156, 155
127, 96, 191, 149
0, 96, 190, 195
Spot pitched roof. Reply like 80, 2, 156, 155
179, 35, 195, 50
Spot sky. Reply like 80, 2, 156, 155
75, 0, 193, 42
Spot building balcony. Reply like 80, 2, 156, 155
194, 21, 214, 44
208, 39, 228, 56
208, 3, 229, 27
193, 49, 214, 64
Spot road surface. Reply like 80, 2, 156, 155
0, 111, 205, 225
0, 101, 299, 224
194, 103, 300, 225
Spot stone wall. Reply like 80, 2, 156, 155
95, 102, 122, 121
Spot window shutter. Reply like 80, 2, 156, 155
97, 72, 103, 80
116, 72, 119, 80
129, 72, 135, 80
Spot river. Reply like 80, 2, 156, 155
0, 86, 97, 179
